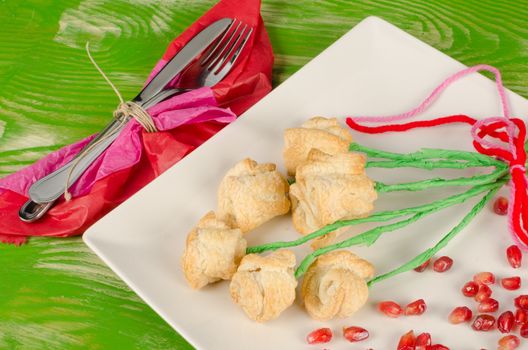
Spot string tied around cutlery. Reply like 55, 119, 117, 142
85, 42, 158, 133
63, 43, 158, 201
346, 64, 528, 250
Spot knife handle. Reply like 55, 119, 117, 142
28, 89, 183, 203
28, 119, 126, 203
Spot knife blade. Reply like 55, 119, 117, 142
135, 18, 233, 105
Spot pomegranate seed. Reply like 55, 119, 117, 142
429, 345, 450, 350
378, 301, 403, 318
494, 196, 509, 215
462, 281, 479, 297
342, 326, 368, 342
478, 298, 499, 313
415, 332, 431, 347
306, 328, 332, 344
472, 314, 496, 331
498, 335, 520, 350
515, 295, 528, 310
498, 311, 515, 333
449, 306, 473, 324
475, 285, 492, 302
433, 256, 453, 272
502, 277, 521, 290
404, 299, 427, 316
521, 323, 528, 338
414, 259, 431, 272
516, 309, 528, 326
473, 272, 496, 285
397, 330, 416, 350
507, 245, 522, 268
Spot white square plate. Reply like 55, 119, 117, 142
84, 17, 528, 349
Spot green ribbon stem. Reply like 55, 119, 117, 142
356, 141, 508, 194
292, 182, 504, 279
246, 181, 504, 256
350, 143, 504, 167
367, 159, 486, 169
367, 186, 500, 286
375, 167, 508, 193
251, 143, 511, 282
294, 212, 430, 279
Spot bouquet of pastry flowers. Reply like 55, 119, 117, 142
180, 65, 527, 324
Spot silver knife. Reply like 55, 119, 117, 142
19, 18, 233, 221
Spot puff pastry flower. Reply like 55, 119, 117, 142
218, 158, 290, 233
290, 148, 377, 248
301, 250, 374, 321
229, 250, 297, 322
283, 116, 353, 175
181, 211, 247, 289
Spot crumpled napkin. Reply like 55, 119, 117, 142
0, 88, 235, 198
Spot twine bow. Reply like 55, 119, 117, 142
346, 65, 528, 249
85, 42, 157, 133
63, 43, 158, 201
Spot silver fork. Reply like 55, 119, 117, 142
19, 19, 253, 222
145, 19, 253, 106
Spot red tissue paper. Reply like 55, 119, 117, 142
0, 0, 273, 245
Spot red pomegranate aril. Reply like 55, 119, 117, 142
473, 272, 496, 285
516, 309, 528, 326
494, 196, 509, 215
462, 281, 479, 297
475, 285, 492, 302
472, 314, 496, 331
428, 345, 450, 350
306, 327, 332, 344
498, 311, 515, 333
501, 277, 521, 290
507, 245, 522, 268
397, 330, 416, 350
498, 335, 520, 349
414, 259, 431, 272
521, 323, 528, 338
433, 256, 453, 272
342, 326, 369, 342
449, 306, 473, 324
378, 301, 403, 318
405, 299, 427, 316
514, 295, 528, 310
415, 332, 431, 347
478, 298, 499, 313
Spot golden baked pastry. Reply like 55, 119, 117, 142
181, 211, 247, 289
283, 116, 353, 175
301, 250, 374, 321
290, 149, 377, 249
217, 158, 290, 233
229, 250, 297, 322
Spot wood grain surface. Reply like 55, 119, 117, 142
1, 0, 527, 349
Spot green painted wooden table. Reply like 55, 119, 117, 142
1, 0, 527, 349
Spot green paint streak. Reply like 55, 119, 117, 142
1, 0, 527, 349
0, 237, 189, 350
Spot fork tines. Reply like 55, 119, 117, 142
200, 18, 253, 74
